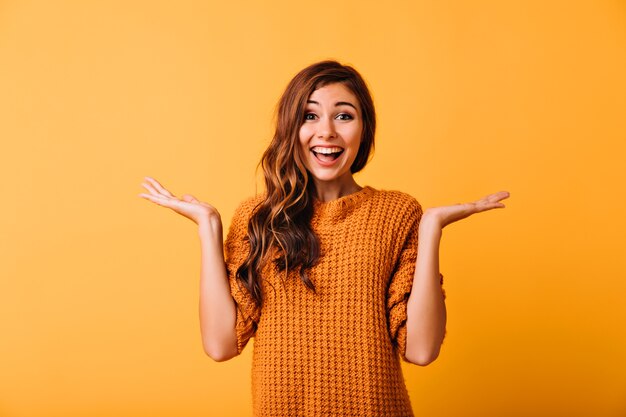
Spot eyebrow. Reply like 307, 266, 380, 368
306, 100, 358, 111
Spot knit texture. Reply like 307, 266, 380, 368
224, 186, 445, 416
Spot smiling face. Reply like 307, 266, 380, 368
298, 82, 363, 191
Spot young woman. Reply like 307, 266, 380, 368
139, 60, 509, 416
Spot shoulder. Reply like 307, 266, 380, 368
234, 193, 265, 214
230, 193, 266, 226
368, 187, 424, 220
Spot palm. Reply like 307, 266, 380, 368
138, 176, 218, 225
425, 191, 510, 228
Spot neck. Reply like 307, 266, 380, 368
312, 175, 362, 202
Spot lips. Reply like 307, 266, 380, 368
310, 146, 344, 164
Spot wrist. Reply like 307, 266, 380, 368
198, 216, 223, 240
420, 210, 443, 232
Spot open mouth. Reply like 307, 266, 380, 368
311, 146, 344, 163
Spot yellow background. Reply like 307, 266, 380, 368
1, 1, 625, 416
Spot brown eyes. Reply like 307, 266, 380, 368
304, 113, 354, 121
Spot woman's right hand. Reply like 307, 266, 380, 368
138, 176, 221, 228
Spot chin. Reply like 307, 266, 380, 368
307, 168, 351, 184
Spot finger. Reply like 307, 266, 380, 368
141, 180, 178, 202
480, 202, 506, 211
143, 177, 174, 197
141, 181, 160, 197
490, 191, 510, 201
138, 192, 172, 207
477, 192, 508, 206
138, 192, 160, 201
140, 193, 190, 214
181, 194, 199, 203
144, 176, 174, 198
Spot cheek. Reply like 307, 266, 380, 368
346, 127, 363, 152
298, 127, 312, 160
299, 125, 311, 146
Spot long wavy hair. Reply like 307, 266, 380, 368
236, 60, 377, 308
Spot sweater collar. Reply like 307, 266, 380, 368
311, 185, 376, 221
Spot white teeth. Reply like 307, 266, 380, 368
311, 146, 343, 154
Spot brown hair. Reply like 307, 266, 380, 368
236, 60, 376, 307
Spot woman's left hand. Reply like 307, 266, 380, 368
422, 191, 510, 229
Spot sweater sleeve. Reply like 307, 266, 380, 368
224, 197, 262, 355
386, 198, 446, 363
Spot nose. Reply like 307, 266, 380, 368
316, 116, 336, 140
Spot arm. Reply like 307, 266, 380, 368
137, 176, 239, 362
404, 190, 510, 365
404, 211, 447, 366
198, 216, 239, 362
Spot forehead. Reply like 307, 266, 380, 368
308, 82, 360, 109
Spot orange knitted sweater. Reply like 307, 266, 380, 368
224, 185, 445, 416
